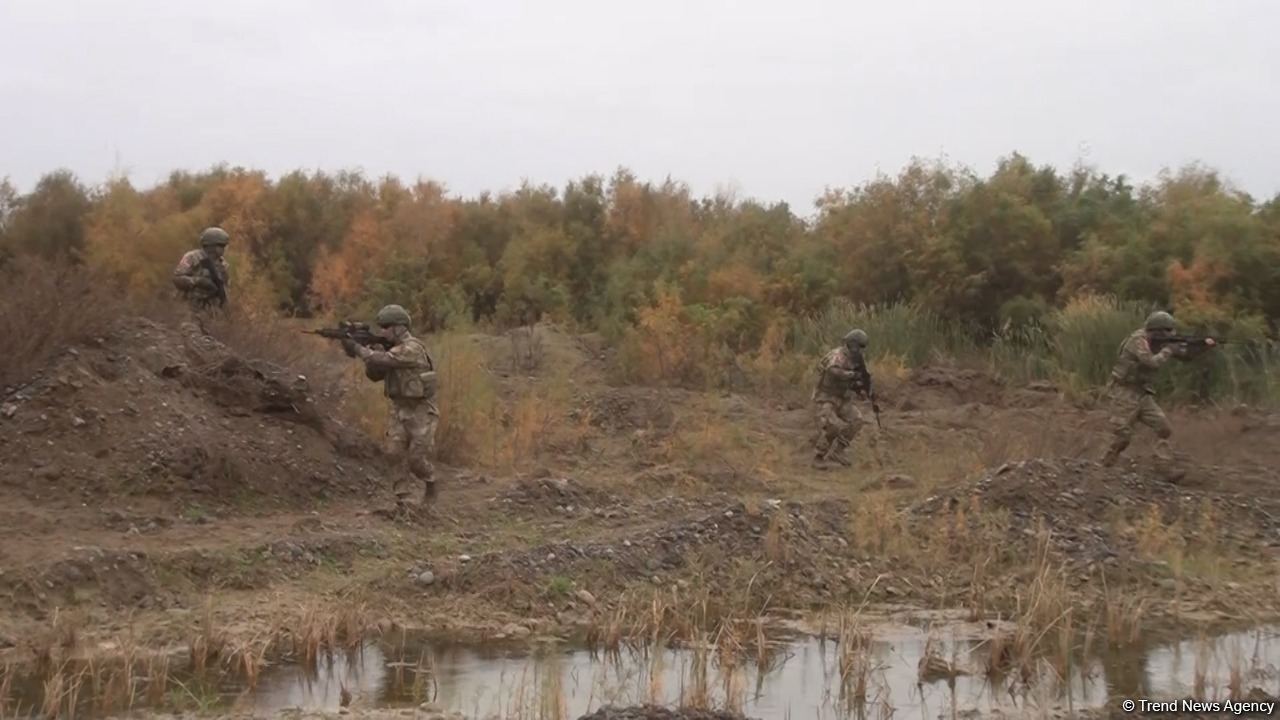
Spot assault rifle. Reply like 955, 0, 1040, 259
1149, 335, 1223, 353
304, 321, 395, 351
198, 255, 228, 308
868, 391, 883, 430
855, 364, 883, 430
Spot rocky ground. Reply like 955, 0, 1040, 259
1, 317, 1278, 717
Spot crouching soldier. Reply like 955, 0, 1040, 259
812, 329, 875, 468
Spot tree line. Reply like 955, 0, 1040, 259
2, 153, 1278, 352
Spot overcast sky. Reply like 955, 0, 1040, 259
1, 0, 1276, 214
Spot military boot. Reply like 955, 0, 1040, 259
826, 443, 853, 467
422, 479, 438, 504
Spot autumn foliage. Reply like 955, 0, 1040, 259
1, 154, 1277, 403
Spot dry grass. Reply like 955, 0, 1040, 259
187, 600, 225, 677
1101, 576, 1145, 648
205, 311, 346, 392
0, 255, 125, 390
508, 323, 547, 374
0, 664, 15, 719
431, 332, 577, 470
835, 608, 876, 713
9, 598, 381, 717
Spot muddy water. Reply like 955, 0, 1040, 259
228, 622, 1280, 718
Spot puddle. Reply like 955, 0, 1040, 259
6, 621, 1278, 718
232, 623, 1280, 717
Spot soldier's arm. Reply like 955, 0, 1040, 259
359, 344, 424, 371
826, 352, 861, 380
172, 253, 214, 292
1132, 337, 1175, 368
826, 365, 858, 380
172, 253, 199, 291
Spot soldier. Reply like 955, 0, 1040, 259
173, 227, 230, 313
341, 304, 439, 509
1100, 311, 1216, 477
812, 329, 875, 468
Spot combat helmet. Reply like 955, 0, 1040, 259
843, 328, 869, 349
376, 304, 412, 328
199, 227, 230, 247
1144, 311, 1175, 332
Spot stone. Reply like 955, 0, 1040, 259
458, 554, 472, 563
500, 622, 531, 639
415, 570, 436, 587
575, 589, 597, 606
884, 474, 915, 489
0, 403, 17, 419
72, 416, 87, 428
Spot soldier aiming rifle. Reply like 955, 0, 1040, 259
1101, 311, 1220, 480
312, 306, 440, 513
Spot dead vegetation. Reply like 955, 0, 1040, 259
1, 296, 1279, 717
1, 598, 382, 718
0, 256, 124, 390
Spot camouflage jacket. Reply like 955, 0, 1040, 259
361, 333, 437, 407
1109, 329, 1180, 393
172, 249, 229, 308
813, 346, 870, 403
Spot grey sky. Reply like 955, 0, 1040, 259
2, 0, 1277, 214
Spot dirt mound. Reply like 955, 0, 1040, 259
0, 316, 388, 508
912, 457, 1280, 566
898, 364, 1059, 411
498, 475, 624, 516
429, 496, 855, 615
578, 706, 754, 720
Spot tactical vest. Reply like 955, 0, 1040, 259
815, 347, 865, 399
385, 337, 437, 401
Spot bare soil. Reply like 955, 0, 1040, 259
1, 317, 1278, 667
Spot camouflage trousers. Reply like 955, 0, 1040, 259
386, 398, 439, 501
813, 398, 863, 456
1102, 385, 1173, 464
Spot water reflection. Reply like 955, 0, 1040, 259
232, 623, 1279, 718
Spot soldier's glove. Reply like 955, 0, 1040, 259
195, 277, 218, 292
341, 338, 360, 358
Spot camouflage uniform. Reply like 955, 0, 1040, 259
357, 333, 439, 503
172, 249, 229, 312
812, 345, 869, 466
173, 227, 231, 341
1102, 327, 1202, 470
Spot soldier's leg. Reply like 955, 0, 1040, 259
813, 403, 835, 458
1101, 389, 1140, 466
813, 402, 845, 466
825, 402, 859, 467
1137, 396, 1182, 480
403, 403, 439, 502
385, 405, 413, 503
